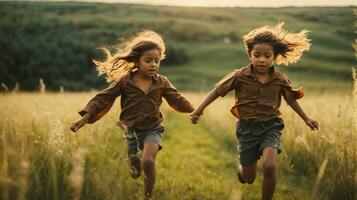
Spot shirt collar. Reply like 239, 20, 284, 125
128, 71, 159, 84
242, 64, 279, 80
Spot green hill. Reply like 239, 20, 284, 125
0, 2, 356, 92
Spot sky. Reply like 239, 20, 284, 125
56, 0, 357, 7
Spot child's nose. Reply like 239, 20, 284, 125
258, 57, 266, 62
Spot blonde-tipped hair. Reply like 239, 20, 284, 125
93, 30, 166, 82
243, 23, 311, 66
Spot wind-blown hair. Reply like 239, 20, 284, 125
93, 30, 166, 82
243, 23, 311, 66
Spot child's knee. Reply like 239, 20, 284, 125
142, 157, 155, 170
245, 176, 256, 184
262, 161, 276, 176
242, 170, 256, 184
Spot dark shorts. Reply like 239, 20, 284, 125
124, 124, 165, 156
236, 118, 284, 166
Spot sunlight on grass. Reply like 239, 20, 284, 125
0, 90, 355, 199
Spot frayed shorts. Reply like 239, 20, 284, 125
125, 124, 165, 156
236, 118, 284, 166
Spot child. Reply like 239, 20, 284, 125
70, 30, 194, 199
190, 23, 319, 200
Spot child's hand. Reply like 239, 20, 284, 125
190, 110, 203, 124
70, 113, 92, 133
305, 118, 319, 131
70, 119, 86, 133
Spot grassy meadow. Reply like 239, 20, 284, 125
1, 1, 357, 200
0, 85, 356, 199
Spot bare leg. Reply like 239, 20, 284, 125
262, 147, 278, 200
239, 162, 257, 184
141, 143, 159, 199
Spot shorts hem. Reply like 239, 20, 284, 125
259, 144, 282, 154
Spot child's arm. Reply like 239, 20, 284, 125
191, 70, 239, 124
191, 88, 220, 124
70, 113, 92, 133
162, 77, 195, 113
280, 73, 318, 131
70, 79, 122, 133
289, 100, 319, 131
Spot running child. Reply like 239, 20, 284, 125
71, 30, 194, 199
190, 23, 319, 200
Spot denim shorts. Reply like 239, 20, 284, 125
236, 118, 284, 166
124, 124, 165, 156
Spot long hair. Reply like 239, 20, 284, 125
243, 23, 311, 65
93, 30, 166, 82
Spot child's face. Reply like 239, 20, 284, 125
249, 43, 275, 74
136, 49, 161, 77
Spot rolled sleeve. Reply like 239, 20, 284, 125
79, 79, 122, 123
162, 77, 194, 113
282, 78, 304, 105
214, 70, 239, 97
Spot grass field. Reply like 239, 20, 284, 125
1, 2, 357, 199
0, 85, 356, 199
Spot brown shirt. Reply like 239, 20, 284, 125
215, 64, 304, 122
79, 72, 194, 130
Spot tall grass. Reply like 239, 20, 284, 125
0, 89, 356, 199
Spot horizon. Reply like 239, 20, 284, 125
9, 0, 357, 7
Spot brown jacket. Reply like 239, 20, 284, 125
215, 64, 303, 122
79, 72, 194, 130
